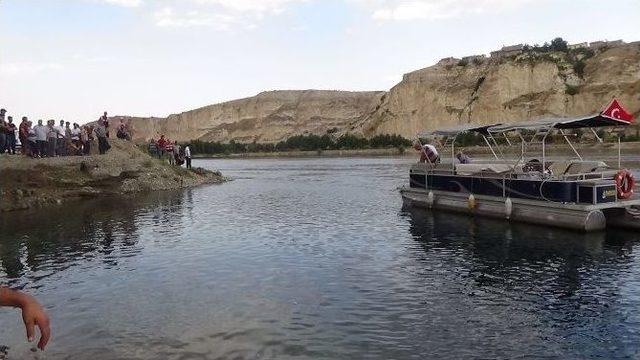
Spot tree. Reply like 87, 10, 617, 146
550, 37, 568, 52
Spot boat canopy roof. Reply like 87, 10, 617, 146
418, 99, 635, 137
419, 123, 501, 137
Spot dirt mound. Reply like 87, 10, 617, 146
0, 139, 225, 212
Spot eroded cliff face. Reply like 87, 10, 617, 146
359, 43, 640, 138
118, 90, 385, 143
119, 43, 639, 143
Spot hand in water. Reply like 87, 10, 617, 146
20, 295, 51, 350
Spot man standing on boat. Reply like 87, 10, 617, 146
413, 141, 440, 164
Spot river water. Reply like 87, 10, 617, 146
1, 157, 640, 359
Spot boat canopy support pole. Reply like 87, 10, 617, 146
483, 135, 499, 160
591, 128, 604, 143
618, 136, 622, 169
542, 132, 550, 175
559, 129, 583, 160
451, 135, 457, 172
487, 133, 505, 160
503, 133, 512, 146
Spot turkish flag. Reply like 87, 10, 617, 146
602, 99, 635, 123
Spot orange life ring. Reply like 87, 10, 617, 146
614, 170, 635, 200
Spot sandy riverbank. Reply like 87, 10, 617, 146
0, 139, 226, 213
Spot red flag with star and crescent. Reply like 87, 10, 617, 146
601, 99, 635, 124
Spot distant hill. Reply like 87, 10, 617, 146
116, 41, 640, 143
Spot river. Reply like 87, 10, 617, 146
1, 157, 639, 359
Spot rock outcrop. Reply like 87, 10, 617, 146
117, 42, 640, 143
117, 90, 385, 143
360, 43, 640, 137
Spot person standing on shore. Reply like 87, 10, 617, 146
95, 120, 110, 154
46, 120, 58, 157
165, 140, 175, 165
27, 121, 38, 157
0, 287, 51, 351
5, 116, 17, 154
71, 123, 81, 152
0, 109, 7, 153
100, 111, 110, 138
157, 135, 167, 160
80, 125, 92, 155
56, 120, 66, 156
19, 117, 30, 156
34, 119, 47, 157
172, 141, 181, 165
184, 144, 192, 169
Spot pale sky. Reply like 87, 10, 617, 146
1, 0, 639, 122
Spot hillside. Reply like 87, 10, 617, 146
117, 41, 640, 143
117, 90, 385, 143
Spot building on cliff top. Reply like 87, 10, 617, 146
568, 42, 588, 50
437, 57, 459, 66
461, 54, 486, 64
490, 44, 524, 58
590, 40, 625, 50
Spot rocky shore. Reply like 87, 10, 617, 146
0, 139, 226, 212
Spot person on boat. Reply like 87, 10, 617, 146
0, 287, 50, 350
456, 150, 471, 164
413, 141, 440, 164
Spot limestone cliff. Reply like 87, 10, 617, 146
117, 90, 385, 143
359, 43, 640, 138
119, 43, 639, 143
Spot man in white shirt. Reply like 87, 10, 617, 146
71, 123, 81, 150
413, 141, 440, 164
55, 120, 65, 156
33, 120, 48, 157
184, 145, 192, 169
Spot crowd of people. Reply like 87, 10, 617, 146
148, 135, 192, 169
0, 108, 133, 157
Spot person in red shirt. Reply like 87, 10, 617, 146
19, 116, 30, 156
157, 135, 168, 160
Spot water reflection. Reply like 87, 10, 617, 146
403, 208, 640, 358
0, 191, 192, 288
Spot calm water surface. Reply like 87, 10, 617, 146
1, 157, 640, 359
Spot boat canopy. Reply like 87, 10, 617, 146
419, 123, 501, 138
419, 99, 635, 137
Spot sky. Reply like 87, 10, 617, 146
1, 0, 639, 122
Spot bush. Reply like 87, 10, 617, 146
565, 84, 579, 96
573, 60, 586, 77
457, 59, 469, 67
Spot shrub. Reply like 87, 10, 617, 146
472, 57, 484, 66
573, 60, 586, 77
457, 58, 469, 67
565, 84, 579, 96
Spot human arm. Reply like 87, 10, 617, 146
0, 287, 51, 350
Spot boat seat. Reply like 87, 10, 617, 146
455, 163, 513, 176
565, 161, 610, 175
548, 160, 573, 176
